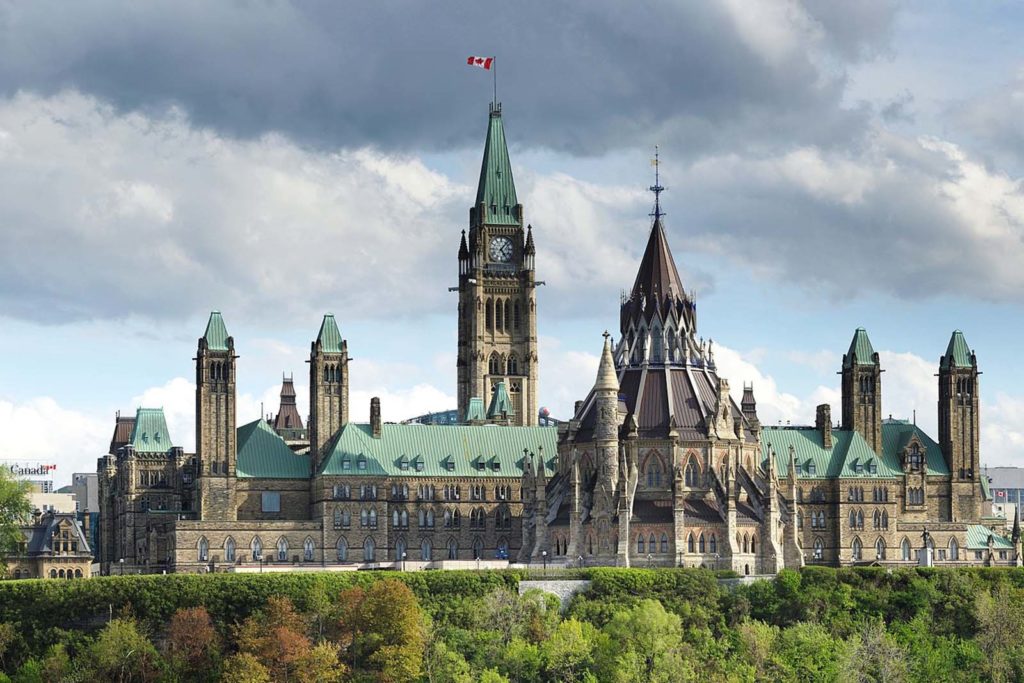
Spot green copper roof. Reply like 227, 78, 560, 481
203, 311, 230, 351
966, 524, 1014, 550
316, 314, 344, 353
465, 397, 486, 422
766, 421, 949, 478
941, 330, 973, 369
318, 423, 556, 477
487, 381, 515, 419
130, 408, 174, 453
236, 419, 310, 479
475, 106, 519, 226
842, 328, 876, 368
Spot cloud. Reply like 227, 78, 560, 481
0, 397, 109, 485
983, 392, 1024, 467
0, 1, 895, 156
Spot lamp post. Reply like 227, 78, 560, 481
402, 552, 407, 572
119, 558, 124, 576
541, 550, 547, 577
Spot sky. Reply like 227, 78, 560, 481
1, 1, 1023, 486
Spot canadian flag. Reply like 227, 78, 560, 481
467, 56, 494, 70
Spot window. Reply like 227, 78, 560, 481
357, 456, 367, 470
798, 510, 804, 529
304, 538, 314, 562
252, 537, 263, 561
489, 353, 501, 375
337, 537, 348, 562
261, 492, 281, 513
421, 538, 432, 561
277, 537, 288, 562
507, 354, 519, 376
637, 535, 645, 554
901, 538, 911, 561
875, 538, 886, 560
949, 538, 959, 561
225, 537, 236, 563
684, 458, 699, 487
813, 538, 824, 560
369, 509, 378, 528
198, 537, 209, 562
363, 537, 375, 562
699, 534, 706, 553
473, 537, 484, 560
448, 538, 458, 560
868, 460, 877, 474
661, 534, 669, 553
852, 538, 862, 561
710, 534, 717, 554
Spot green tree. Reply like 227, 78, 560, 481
736, 619, 780, 680
771, 622, 843, 682
220, 652, 271, 683
477, 669, 509, 683
498, 637, 542, 683
976, 583, 1024, 682
837, 619, 908, 682
597, 599, 692, 683
541, 619, 600, 683
81, 618, 162, 683
234, 596, 313, 682
0, 468, 31, 572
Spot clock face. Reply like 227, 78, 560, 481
489, 236, 514, 263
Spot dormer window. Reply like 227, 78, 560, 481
357, 455, 367, 470
807, 462, 816, 476
341, 457, 351, 471
154, 432, 161, 443
868, 460, 877, 474
854, 461, 863, 474
399, 456, 409, 471
141, 432, 148, 443
414, 457, 424, 472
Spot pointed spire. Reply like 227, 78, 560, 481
202, 311, 230, 351
594, 331, 618, 392
525, 224, 535, 254
316, 314, 344, 353
941, 330, 974, 369
1013, 503, 1021, 543
474, 104, 519, 226
629, 213, 686, 307
458, 230, 469, 259
487, 381, 514, 419
842, 328, 876, 369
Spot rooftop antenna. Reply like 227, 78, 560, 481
649, 146, 665, 221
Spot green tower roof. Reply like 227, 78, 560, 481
941, 330, 973, 369
464, 397, 486, 422
487, 381, 515, 419
203, 311, 230, 351
475, 105, 519, 226
316, 314, 344, 353
129, 408, 174, 452
843, 328, 876, 368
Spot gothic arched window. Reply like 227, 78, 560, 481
421, 538, 432, 561
363, 537, 375, 562
901, 538, 911, 561
225, 537, 236, 563
489, 353, 501, 375
637, 535, 645, 554
486, 299, 494, 331
304, 537, 314, 562
198, 537, 209, 562
251, 537, 263, 560
448, 538, 458, 559
813, 537, 824, 560
709, 534, 718, 554
495, 299, 504, 332
337, 537, 348, 562
504, 299, 512, 331
276, 537, 288, 561
699, 534, 706, 553
876, 537, 886, 560
514, 301, 521, 331
687, 534, 695, 553
507, 354, 519, 376
660, 534, 669, 553
473, 537, 484, 559
949, 538, 960, 561
852, 537, 863, 561
684, 457, 699, 487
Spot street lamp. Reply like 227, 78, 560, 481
647, 553, 653, 569
119, 558, 124, 576
541, 550, 548, 577
402, 552, 407, 572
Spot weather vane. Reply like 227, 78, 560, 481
649, 145, 665, 220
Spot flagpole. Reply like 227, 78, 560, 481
493, 57, 497, 107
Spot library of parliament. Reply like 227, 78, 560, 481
97, 102, 1019, 575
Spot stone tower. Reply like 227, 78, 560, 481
309, 314, 349, 472
939, 330, 981, 519
195, 311, 237, 520
457, 102, 538, 426
841, 328, 882, 453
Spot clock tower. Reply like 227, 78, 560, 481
457, 103, 538, 426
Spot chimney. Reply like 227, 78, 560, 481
816, 404, 833, 449
574, 400, 584, 417
370, 397, 382, 439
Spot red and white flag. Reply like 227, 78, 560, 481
467, 56, 493, 70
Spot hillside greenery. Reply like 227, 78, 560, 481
0, 566, 1022, 681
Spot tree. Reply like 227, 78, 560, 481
234, 595, 313, 682
81, 618, 162, 683
771, 622, 843, 682
294, 642, 346, 683
166, 606, 221, 681
220, 653, 271, 683
597, 600, 692, 683
337, 579, 426, 682
498, 637, 542, 683
0, 623, 17, 672
0, 468, 32, 571
837, 619, 908, 683
541, 619, 600, 683
975, 584, 1024, 682
423, 636, 472, 683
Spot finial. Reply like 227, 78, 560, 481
649, 145, 665, 221
603, 330, 610, 340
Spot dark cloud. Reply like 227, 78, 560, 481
0, 1, 898, 156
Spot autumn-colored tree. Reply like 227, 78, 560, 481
234, 595, 312, 682
294, 642, 346, 683
166, 606, 222, 681
337, 579, 427, 682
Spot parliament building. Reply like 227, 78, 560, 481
97, 102, 1017, 575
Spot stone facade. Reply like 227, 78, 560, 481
4, 510, 93, 580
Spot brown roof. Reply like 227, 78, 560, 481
620, 218, 694, 332
109, 415, 135, 455
272, 377, 304, 431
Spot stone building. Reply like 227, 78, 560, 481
520, 178, 1014, 573
4, 510, 93, 580
97, 104, 555, 575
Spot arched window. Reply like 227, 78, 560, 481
495, 299, 504, 332
59, 569, 65, 579
873, 510, 881, 529
818, 511, 826, 528
361, 509, 369, 527
504, 299, 512, 331
337, 537, 348, 562
277, 537, 288, 562
651, 328, 663, 363
395, 537, 406, 561
49, 569, 57, 579
710, 534, 717, 554
798, 510, 804, 529
514, 301, 521, 331
857, 510, 864, 530
743, 534, 749, 553
252, 537, 263, 560
488, 353, 501, 375
875, 538, 886, 560
660, 534, 669, 553
667, 328, 676, 362
852, 538, 862, 561
198, 537, 209, 562
421, 538, 432, 561
813, 537, 824, 560
507, 354, 519, 376
427, 509, 435, 527
687, 534, 695, 553
901, 538, 911, 561
646, 459, 662, 488
649, 534, 656, 553
225, 537, 236, 563
447, 538, 458, 560
949, 538, 959, 561
684, 457, 699, 487
637, 535, 645, 554
452, 509, 460, 527
363, 537, 375, 562
849, 510, 857, 529
473, 537, 484, 559
334, 508, 343, 529
882, 511, 888, 530
74, 569, 82, 578
751, 535, 757, 554
300, 537, 313, 562
699, 534, 706, 553
486, 299, 494, 331
444, 509, 452, 527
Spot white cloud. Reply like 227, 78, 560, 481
0, 396, 108, 485
982, 393, 1024, 467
